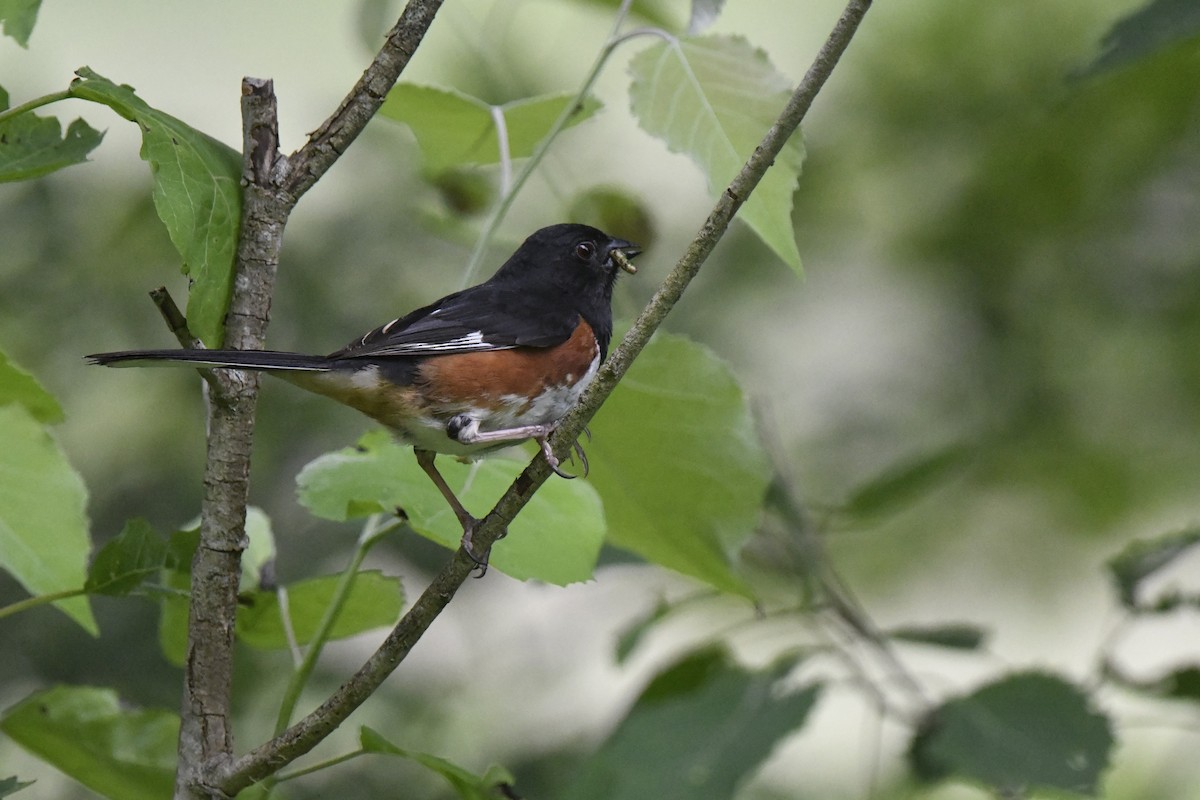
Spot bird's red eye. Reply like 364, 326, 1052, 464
574, 241, 596, 261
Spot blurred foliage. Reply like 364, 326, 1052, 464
2, 0, 1200, 798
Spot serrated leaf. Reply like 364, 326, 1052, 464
379, 85, 601, 173
85, 519, 166, 597
297, 432, 605, 585
0, 404, 95, 633
1107, 527, 1200, 609
588, 332, 769, 596
1082, 0, 1200, 76
0, 95, 103, 182
0, 0, 40, 47
68, 68, 241, 347
630, 34, 804, 271
236, 570, 403, 649
360, 727, 516, 800
0, 349, 63, 423
887, 623, 988, 651
843, 444, 969, 521
910, 672, 1113, 796
566, 647, 820, 800
0, 776, 33, 798
0, 686, 177, 800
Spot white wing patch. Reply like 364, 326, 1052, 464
359, 328, 508, 355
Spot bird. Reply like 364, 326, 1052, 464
88, 223, 641, 564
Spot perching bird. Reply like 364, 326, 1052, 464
88, 223, 641, 562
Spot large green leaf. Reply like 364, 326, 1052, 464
910, 672, 1114, 796
0, 686, 177, 800
566, 647, 820, 800
0, 0, 40, 47
236, 570, 403, 649
379, 84, 601, 173
296, 432, 605, 585
0, 404, 94, 632
0, 348, 63, 423
0, 86, 104, 182
1083, 0, 1200, 76
360, 727, 516, 800
629, 34, 804, 271
68, 68, 242, 347
588, 332, 769, 595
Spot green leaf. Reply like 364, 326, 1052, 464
68, 68, 242, 347
0, 404, 95, 633
0, 93, 103, 183
0, 776, 33, 798
379, 85, 601, 173
1107, 526, 1200, 609
0, 0, 40, 47
1083, 0, 1200, 76
85, 519, 167, 597
910, 672, 1114, 796
360, 727, 516, 800
887, 623, 989, 651
0, 686, 177, 800
236, 570, 403, 649
0, 349, 63, 423
842, 444, 970, 521
588, 332, 770, 596
566, 647, 820, 800
296, 432, 605, 585
629, 34, 804, 271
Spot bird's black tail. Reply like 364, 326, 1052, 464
86, 349, 334, 372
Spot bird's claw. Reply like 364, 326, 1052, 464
540, 436, 589, 479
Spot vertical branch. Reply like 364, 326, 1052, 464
174, 79, 286, 800
174, 0, 445, 794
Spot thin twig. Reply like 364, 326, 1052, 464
217, 0, 874, 792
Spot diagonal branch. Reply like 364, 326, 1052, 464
282, 0, 445, 202
216, 0, 874, 792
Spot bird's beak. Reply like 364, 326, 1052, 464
606, 239, 642, 274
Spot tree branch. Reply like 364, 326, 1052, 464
174, 79, 284, 800
216, 0, 874, 792
282, 0, 445, 202
175, 2, 446, 796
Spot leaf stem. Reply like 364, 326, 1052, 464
0, 587, 86, 621
0, 89, 72, 126
273, 749, 366, 783
458, 1, 648, 288
272, 515, 398, 737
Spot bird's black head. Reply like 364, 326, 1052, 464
493, 223, 641, 293
490, 223, 641, 355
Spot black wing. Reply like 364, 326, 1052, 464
328, 283, 579, 360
